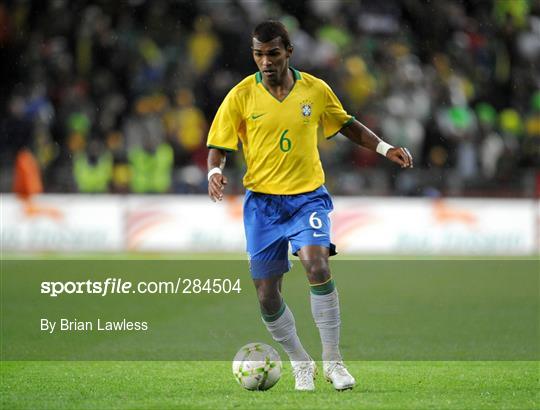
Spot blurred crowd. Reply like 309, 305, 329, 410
1, 0, 539, 197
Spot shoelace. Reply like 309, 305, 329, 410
293, 363, 314, 383
327, 361, 349, 377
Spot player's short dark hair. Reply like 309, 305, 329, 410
252, 21, 292, 49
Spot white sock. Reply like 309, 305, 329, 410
262, 304, 311, 362
311, 288, 342, 362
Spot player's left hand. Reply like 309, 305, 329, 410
387, 147, 413, 168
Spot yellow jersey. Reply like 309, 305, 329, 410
207, 68, 353, 194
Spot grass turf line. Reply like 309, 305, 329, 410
1, 361, 538, 409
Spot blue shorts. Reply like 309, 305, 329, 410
243, 185, 337, 279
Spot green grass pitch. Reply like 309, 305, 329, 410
2, 361, 538, 409
1, 253, 538, 409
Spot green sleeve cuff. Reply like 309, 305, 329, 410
326, 116, 355, 140
207, 144, 237, 152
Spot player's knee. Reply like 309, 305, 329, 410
305, 262, 330, 284
258, 291, 280, 307
256, 286, 279, 303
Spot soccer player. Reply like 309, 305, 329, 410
207, 21, 413, 391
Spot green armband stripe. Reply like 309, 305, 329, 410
310, 278, 336, 295
261, 302, 286, 322
207, 144, 236, 152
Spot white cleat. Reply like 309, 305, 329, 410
292, 360, 317, 391
324, 361, 356, 391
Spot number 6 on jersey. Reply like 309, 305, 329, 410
279, 129, 291, 152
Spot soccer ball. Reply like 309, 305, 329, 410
232, 342, 282, 391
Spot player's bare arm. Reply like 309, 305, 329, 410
340, 120, 413, 168
207, 148, 228, 202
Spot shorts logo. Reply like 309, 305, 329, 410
313, 232, 326, 237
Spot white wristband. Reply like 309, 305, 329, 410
376, 141, 394, 157
207, 167, 222, 181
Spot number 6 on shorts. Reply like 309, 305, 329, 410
309, 212, 322, 229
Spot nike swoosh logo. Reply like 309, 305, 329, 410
313, 233, 326, 237
251, 113, 266, 120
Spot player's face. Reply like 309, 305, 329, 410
252, 37, 292, 85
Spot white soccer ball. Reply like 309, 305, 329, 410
232, 342, 282, 391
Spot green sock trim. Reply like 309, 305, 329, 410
310, 279, 336, 295
261, 302, 286, 322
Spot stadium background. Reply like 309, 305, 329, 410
1, 0, 540, 195
1, 0, 539, 255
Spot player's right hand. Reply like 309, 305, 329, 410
208, 174, 228, 202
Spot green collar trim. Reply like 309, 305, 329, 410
255, 67, 301, 84
255, 67, 301, 103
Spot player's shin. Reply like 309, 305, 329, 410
261, 303, 311, 362
310, 279, 342, 362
